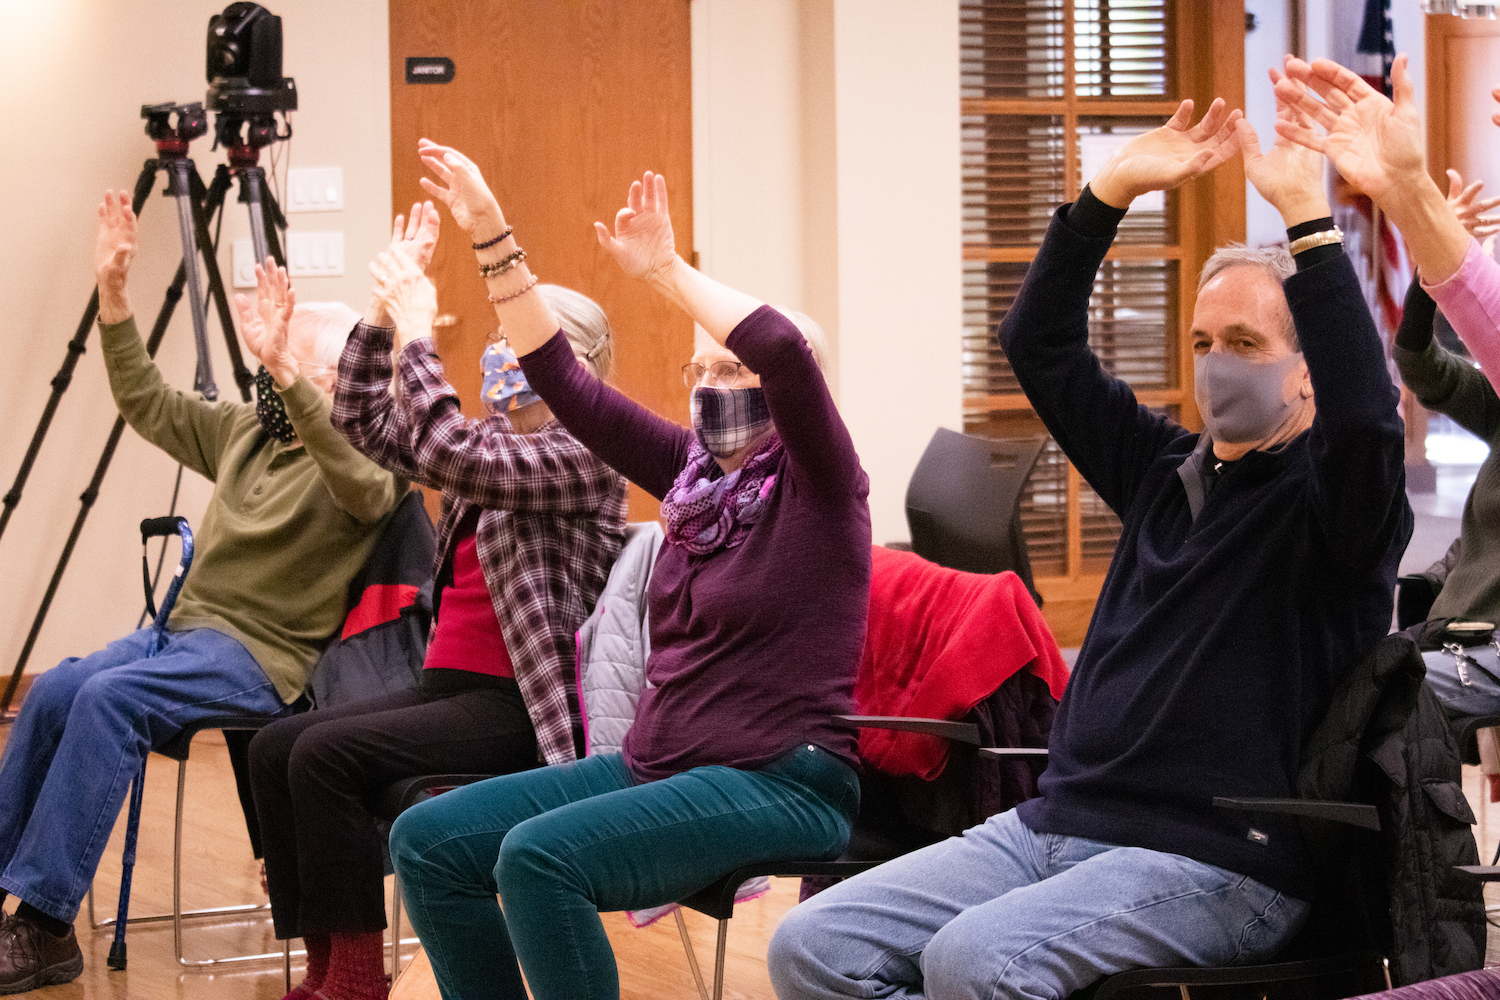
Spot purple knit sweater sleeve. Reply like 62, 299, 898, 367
727, 305, 861, 497
519, 332, 694, 499
1423, 239, 1500, 395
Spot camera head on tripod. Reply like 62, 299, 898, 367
140, 102, 209, 158
205, 2, 297, 161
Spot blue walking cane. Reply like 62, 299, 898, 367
108, 516, 194, 970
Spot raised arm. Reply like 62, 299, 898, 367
1275, 55, 1469, 284
1276, 55, 1500, 397
94, 189, 239, 481
332, 205, 443, 484
238, 261, 400, 524
409, 141, 695, 493
1392, 277, 1500, 442
1001, 99, 1240, 513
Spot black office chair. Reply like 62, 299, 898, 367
904, 429, 1046, 604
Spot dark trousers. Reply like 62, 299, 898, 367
248, 670, 538, 938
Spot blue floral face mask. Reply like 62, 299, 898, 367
481, 341, 541, 415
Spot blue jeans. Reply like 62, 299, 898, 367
0, 627, 284, 921
390, 744, 859, 1000
769, 808, 1309, 1000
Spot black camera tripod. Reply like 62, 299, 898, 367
0, 103, 289, 720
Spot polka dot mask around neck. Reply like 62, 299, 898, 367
254, 366, 298, 444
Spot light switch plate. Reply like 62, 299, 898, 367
231, 239, 257, 288
285, 232, 345, 277
286, 167, 344, 212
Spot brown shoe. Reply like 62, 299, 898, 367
0, 911, 83, 994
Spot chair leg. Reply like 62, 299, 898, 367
391, 874, 404, 981
284, 938, 291, 993
174, 757, 188, 966
712, 917, 729, 1000
673, 908, 710, 1000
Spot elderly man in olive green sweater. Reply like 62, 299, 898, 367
0, 190, 403, 993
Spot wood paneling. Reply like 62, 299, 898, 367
389, 0, 695, 521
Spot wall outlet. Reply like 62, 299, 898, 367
286, 232, 345, 277
287, 167, 344, 212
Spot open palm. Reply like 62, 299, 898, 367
1275, 56, 1423, 202
417, 139, 503, 237
235, 259, 296, 380
1239, 67, 1325, 215
595, 172, 678, 282
1090, 98, 1241, 206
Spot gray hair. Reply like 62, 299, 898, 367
538, 284, 614, 379
773, 307, 830, 371
1196, 243, 1298, 349
288, 301, 363, 369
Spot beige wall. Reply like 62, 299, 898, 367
690, 0, 962, 544
2, 0, 961, 679
0, 1, 390, 679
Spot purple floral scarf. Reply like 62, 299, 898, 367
660, 433, 784, 555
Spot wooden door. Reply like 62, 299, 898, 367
389, 0, 694, 521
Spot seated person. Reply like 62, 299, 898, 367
0, 192, 403, 994
247, 204, 627, 1000
380, 144, 867, 1000
770, 88, 1410, 999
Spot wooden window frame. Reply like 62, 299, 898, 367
962, 0, 1245, 614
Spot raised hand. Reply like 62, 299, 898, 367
417, 139, 504, 239
594, 171, 678, 284
1238, 66, 1329, 226
95, 190, 137, 324
235, 258, 298, 386
369, 246, 438, 351
1446, 169, 1500, 240
1274, 54, 1424, 204
1087, 98, 1242, 209
389, 200, 442, 271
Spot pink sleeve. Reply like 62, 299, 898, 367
1422, 239, 1500, 391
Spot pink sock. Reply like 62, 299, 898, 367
314, 930, 388, 1000
280, 932, 331, 1000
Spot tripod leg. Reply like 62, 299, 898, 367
191, 169, 252, 403
165, 159, 217, 402
0, 161, 160, 556
0, 259, 189, 714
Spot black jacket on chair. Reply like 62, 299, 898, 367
1297, 633, 1485, 985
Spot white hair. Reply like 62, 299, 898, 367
538, 284, 614, 379
773, 307, 830, 371
288, 301, 362, 369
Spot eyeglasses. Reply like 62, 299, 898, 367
681, 361, 748, 388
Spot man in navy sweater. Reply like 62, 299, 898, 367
770, 91, 1411, 1000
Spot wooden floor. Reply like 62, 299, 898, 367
0, 725, 794, 999
4, 722, 1500, 999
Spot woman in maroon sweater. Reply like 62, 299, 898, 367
379, 146, 871, 999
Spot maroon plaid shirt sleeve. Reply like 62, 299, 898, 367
331, 322, 429, 485
396, 340, 621, 515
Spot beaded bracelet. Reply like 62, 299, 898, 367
478, 248, 527, 278
488, 274, 539, 305
472, 226, 513, 251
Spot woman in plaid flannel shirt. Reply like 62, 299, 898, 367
378, 147, 870, 1000
247, 205, 628, 1000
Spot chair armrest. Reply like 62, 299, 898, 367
1455, 865, 1500, 882
977, 747, 1049, 760
836, 714, 980, 745
1211, 797, 1380, 831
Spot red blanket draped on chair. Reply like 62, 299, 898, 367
855, 545, 1070, 780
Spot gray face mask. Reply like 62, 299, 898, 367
1193, 350, 1306, 445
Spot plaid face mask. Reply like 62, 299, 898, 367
481, 341, 541, 415
690, 386, 772, 458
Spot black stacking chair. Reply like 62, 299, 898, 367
904, 430, 1046, 604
